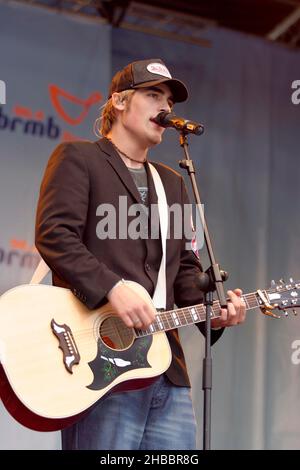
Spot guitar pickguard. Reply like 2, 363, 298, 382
87, 336, 153, 390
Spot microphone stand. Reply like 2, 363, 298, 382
178, 132, 228, 450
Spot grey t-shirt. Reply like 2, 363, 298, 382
128, 166, 148, 205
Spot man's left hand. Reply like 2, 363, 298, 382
210, 289, 246, 329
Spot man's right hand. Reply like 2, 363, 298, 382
107, 282, 156, 329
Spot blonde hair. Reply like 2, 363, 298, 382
94, 89, 135, 137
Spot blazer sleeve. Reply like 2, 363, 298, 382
173, 176, 224, 345
35, 142, 121, 309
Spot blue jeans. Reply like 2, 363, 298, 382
61, 374, 197, 450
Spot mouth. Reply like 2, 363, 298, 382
149, 117, 163, 129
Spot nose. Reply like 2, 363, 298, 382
160, 100, 172, 114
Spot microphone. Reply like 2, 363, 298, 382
151, 111, 204, 136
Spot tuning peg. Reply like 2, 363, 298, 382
271, 280, 276, 287
261, 308, 281, 319
284, 310, 289, 317
289, 278, 294, 283
280, 278, 285, 285
293, 309, 298, 316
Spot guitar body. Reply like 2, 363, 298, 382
0, 281, 171, 431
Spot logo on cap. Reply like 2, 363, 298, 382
147, 63, 172, 79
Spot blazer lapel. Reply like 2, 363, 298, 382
97, 139, 162, 246
96, 138, 142, 204
96, 139, 161, 224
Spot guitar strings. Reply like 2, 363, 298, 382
67, 294, 259, 342
39, 291, 283, 354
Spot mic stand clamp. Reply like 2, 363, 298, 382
178, 131, 229, 450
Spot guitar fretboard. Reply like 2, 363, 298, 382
135, 291, 262, 338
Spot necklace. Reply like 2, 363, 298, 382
107, 138, 146, 164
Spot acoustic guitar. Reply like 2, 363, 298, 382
0, 279, 298, 431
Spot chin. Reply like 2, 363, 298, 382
148, 132, 163, 146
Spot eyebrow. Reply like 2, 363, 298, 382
147, 86, 174, 104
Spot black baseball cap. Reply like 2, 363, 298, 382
108, 58, 188, 103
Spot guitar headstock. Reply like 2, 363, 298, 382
258, 278, 300, 318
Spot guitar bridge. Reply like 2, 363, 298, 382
51, 319, 80, 373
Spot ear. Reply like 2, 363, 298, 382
111, 92, 126, 111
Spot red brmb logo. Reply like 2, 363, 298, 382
49, 84, 102, 125
0, 83, 103, 141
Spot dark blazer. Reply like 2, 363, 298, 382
35, 137, 223, 386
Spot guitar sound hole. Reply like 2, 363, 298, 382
99, 317, 134, 351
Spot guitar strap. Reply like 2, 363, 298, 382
148, 163, 168, 310
30, 163, 168, 310
30, 256, 49, 285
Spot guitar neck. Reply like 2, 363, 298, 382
135, 291, 262, 338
